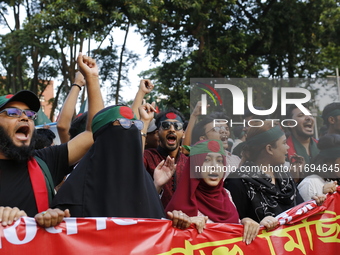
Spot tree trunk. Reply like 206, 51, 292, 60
115, 23, 129, 104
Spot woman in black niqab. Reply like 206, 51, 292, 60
52, 105, 165, 218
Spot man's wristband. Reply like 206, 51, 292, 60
72, 84, 82, 90
159, 188, 164, 198
141, 132, 147, 138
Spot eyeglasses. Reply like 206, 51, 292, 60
115, 118, 144, 130
160, 121, 183, 131
206, 126, 229, 133
0, 108, 37, 120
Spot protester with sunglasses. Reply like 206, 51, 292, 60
143, 109, 188, 208
0, 52, 104, 228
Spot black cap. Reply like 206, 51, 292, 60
0, 90, 40, 112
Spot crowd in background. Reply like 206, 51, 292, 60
0, 53, 339, 245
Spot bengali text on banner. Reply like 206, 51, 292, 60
1, 188, 340, 255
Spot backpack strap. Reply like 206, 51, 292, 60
34, 156, 55, 205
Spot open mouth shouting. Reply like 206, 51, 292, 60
207, 173, 220, 180
220, 134, 228, 141
15, 124, 30, 144
303, 121, 314, 134
220, 134, 229, 148
166, 133, 177, 146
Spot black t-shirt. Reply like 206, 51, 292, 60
0, 143, 69, 216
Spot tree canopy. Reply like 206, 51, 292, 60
0, 0, 339, 119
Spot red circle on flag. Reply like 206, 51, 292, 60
119, 107, 134, 119
207, 140, 220, 152
166, 112, 177, 119
5, 95, 13, 99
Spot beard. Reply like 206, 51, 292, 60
159, 136, 178, 152
295, 126, 314, 139
0, 126, 36, 161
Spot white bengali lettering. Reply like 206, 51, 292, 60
3, 217, 37, 245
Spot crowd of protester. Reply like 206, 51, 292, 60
0, 53, 339, 245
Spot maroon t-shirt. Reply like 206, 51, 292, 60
144, 147, 188, 208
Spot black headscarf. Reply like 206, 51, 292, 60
52, 105, 165, 218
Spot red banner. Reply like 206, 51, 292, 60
1, 189, 340, 255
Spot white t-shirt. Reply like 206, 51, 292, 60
297, 175, 325, 201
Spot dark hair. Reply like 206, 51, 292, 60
285, 103, 310, 119
242, 121, 279, 162
69, 112, 88, 139
318, 125, 328, 137
34, 128, 56, 149
183, 120, 189, 131
191, 112, 230, 145
244, 106, 270, 120
322, 102, 340, 127
311, 134, 340, 180
313, 134, 340, 164
155, 108, 185, 129
233, 126, 245, 139
232, 141, 246, 158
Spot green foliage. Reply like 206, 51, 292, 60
93, 35, 139, 104
139, 56, 191, 118
1, 0, 340, 118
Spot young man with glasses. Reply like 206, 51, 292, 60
143, 109, 188, 208
190, 112, 241, 172
0, 52, 104, 228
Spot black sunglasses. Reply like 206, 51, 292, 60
0, 107, 37, 120
115, 118, 144, 130
160, 121, 183, 131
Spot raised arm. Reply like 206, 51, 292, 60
67, 53, 104, 165
131, 79, 154, 119
183, 101, 202, 147
139, 102, 156, 152
57, 71, 86, 143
